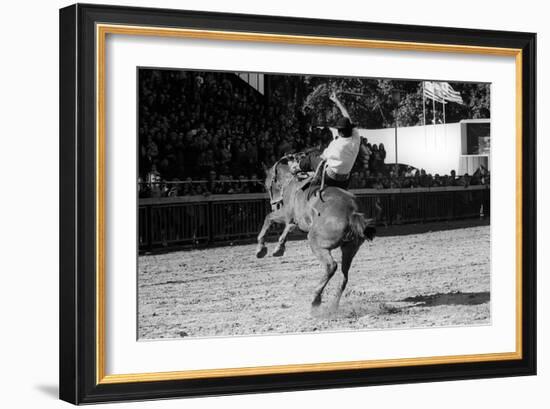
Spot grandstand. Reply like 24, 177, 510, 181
138, 68, 490, 250
139, 69, 490, 198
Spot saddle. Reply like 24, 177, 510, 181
299, 177, 322, 200
303, 160, 328, 201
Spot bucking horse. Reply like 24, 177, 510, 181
256, 154, 376, 310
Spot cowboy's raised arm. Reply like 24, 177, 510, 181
329, 91, 352, 121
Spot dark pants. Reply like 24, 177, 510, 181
299, 152, 349, 190
325, 175, 350, 190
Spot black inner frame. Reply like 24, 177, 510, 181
59, 3, 536, 404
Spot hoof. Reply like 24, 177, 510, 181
311, 297, 322, 308
256, 245, 268, 258
272, 245, 285, 257
310, 306, 322, 318
329, 302, 341, 314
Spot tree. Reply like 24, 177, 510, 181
269, 74, 490, 130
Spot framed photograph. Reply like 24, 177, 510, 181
59, 3, 536, 404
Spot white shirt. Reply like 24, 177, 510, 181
321, 128, 361, 175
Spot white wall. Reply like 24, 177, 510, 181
358, 123, 462, 175
1, 1, 547, 409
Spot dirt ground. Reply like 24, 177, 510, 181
138, 225, 490, 340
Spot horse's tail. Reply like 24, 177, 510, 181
348, 212, 376, 242
348, 212, 366, 240
364, 219, 377, 241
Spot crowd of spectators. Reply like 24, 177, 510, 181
139, 172, 265, 198
139, 69, 325, 183
140, 165, 489, 198
139, 70, 489, 198
348, 167, 490, 190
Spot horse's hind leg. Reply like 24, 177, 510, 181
333, 238, 363, 310
309, 236, 337, 308
272, 223, 296, 257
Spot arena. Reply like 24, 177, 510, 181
137, 68, 492, 341
138, 222, 490, 340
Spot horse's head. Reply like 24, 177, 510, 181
264, 157, 293, 205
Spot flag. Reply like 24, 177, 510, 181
423, 81, 445, 103
423, 81, 464, 104
439, 82, 464, 104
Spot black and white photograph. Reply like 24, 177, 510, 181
137, 68, 491, 340
1, 0, 543, 406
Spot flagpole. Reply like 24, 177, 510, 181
442, 99, 446, 149
432, 92, 436, 145
422, 81, 427, 150
422, 82, 426, 125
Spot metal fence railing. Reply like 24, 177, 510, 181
138, 185, 489, 251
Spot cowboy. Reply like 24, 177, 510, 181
296, 91, 365, 189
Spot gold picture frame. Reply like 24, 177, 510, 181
60, 4, 536, 404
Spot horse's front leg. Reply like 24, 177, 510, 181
256, 210, 284, 258
272, 222, 296, 257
